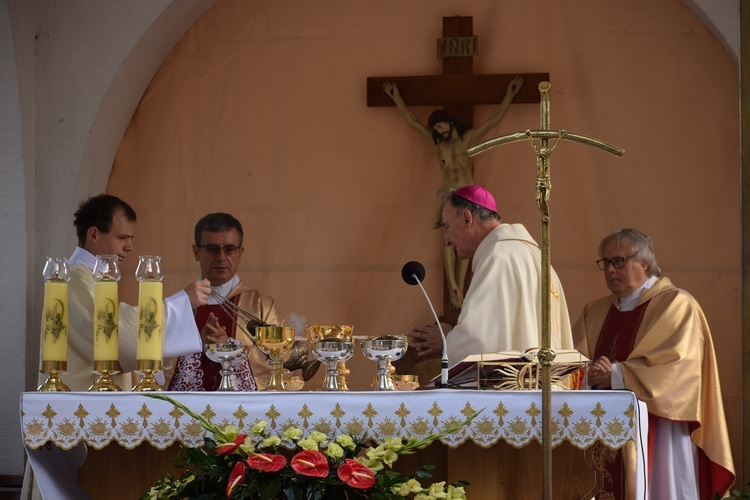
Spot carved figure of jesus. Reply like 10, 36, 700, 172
382, 75, 523, 309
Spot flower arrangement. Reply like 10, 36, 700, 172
141, 394, 479, 500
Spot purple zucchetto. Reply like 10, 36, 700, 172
453, 185, 498, 213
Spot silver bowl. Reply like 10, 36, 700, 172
311, 339, 354, 391
204, 343, 248, 391
360, 336, 408, 391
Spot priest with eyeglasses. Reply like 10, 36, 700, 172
168, 212, 282, 391
573, 228, 734, 499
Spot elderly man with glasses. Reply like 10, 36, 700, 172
573, 228, 734, 499
169, 212, 282, 391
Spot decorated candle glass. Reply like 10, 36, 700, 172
135, 255, 164, 362
41, 257, 70, 364
93, 254, 121, 362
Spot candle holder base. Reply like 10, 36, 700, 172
89, 360, 122, 392
133, 360, 163, 392
89, 371, 122, 392
132, 369, 162, 392
38, 370, 70, 392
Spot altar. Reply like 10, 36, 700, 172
21, 389, 648, 499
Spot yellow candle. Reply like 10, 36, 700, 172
136, 281, 163, 361
94, 281, 119, 361
42, 281, 68, 362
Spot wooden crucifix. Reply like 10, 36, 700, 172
367, 16, 549, 319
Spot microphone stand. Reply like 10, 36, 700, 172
411, 273, 449, 389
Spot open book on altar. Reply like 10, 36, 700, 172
427, 348, 590, 390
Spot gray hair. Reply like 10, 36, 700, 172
446, 192, 502, 223
598, 228, 661, 277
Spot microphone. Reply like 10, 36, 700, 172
401, 261, 449, 388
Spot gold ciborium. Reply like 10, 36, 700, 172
361, 335, 408, 391
305, 325, 354, 391
205, 343, 249, 391
256, 326, 295, 391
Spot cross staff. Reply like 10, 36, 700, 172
468, 81, 624, 500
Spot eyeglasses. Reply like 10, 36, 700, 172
596, 255, 636, 270
198, 244, 242, 257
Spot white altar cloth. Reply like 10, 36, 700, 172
20, 389, 648, 499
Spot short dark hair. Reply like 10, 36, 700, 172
428, 109, 466, 144
194, 213, 244, 246
73, 194, 137, 247
447, 192, 501, 223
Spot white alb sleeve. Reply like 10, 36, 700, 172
163, 290, 202, 358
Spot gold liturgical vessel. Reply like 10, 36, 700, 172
255, 326, 295, 391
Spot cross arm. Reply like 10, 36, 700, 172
467, 129, 624, 158
367, 73, 549, 107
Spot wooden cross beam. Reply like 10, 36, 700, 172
367, 17, 548, 132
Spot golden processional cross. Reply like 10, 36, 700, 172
468, 81, 624, 500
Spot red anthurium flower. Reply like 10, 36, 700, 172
246, 453, 287, 472
290, 450, 329, 478
226, 461, 246, 497
216, 434, 247, 455
337, 459, 375, 489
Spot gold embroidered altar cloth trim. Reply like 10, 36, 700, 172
21, 389, 639, 452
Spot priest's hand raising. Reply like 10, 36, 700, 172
201, 312, 229, 344
587, 355, 613, 389
184, 278, 212, 309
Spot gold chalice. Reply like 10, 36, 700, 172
255, 326, 295, 391
305, 325, 354, 391
361, 335, 408, 391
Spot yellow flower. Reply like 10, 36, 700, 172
392, 478, 423, 495
357, 456, 384, 472
298, 438, 318, 451
428, 481, 448, 498
283, 426, 303, 441
325, 442, 344, 459
382, 437, 404, 452
239, 436, 255, 454
252, 421, 268, 435
446, 485, 467, 499
261, 435, 281, 448
308, 431, 327, 444
218, 424, 240, 443
335, 434, 356, 450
